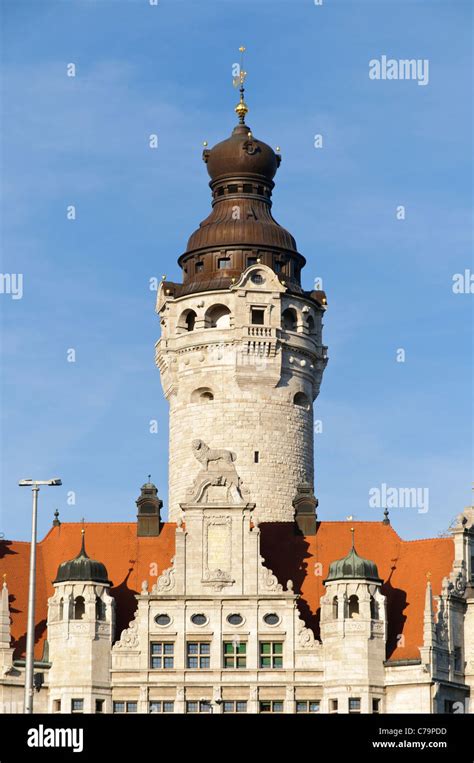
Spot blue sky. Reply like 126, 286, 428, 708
0, 0, 472, 542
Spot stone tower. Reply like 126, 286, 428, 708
320, 531, 387, 714
156, 91, 328, 523
47, 531, 115, 714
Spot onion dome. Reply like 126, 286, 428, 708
324, 529, 382, 584
204, 124, 280, 184
54, 530, 110, 585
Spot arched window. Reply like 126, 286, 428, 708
191, 387, 214, 403
205, 304, 231, 329
73, 596, 85, 620
306, 315, 315, 333
59, 598, 64, 621
96, 597, 106, 621
370, 596, 379, 620
293, 392, 310, 410
282, 308, 297, 331
332, 596, 339, 620
177, 309, 197, 333
348, 595, 359, 618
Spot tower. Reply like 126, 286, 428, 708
47, 531, 115, 713
156, 69, 328, 523
320, 530, 387, 714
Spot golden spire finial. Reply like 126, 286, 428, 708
233, 45, 249, 124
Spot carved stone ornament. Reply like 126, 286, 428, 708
151, 558, 176, 593
186, 439, 250, 504
114, 613, 139, 650
259, 556, 283, 592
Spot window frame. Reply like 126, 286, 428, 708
259, 641, 283, 669
150, 641, 175, 670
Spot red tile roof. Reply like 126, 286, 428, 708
0, 520, 454, 662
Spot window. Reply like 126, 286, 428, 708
190, 613, 207, 626
223, 641, 246, 668
113, 701, 137, 713
259, 642, 283, 669
195, 261, 204, 273
332, 596, 339, 620
282, 307, 297, 331
243, 184, 253, 194
296, 701, 320, 713
150, 642, 174, 669
349, 697, 361, 714
454, 646, 462, 672
154, 614, 171, 626
247, 256, 258, 267
53, 699, 61, 713
254, 451, 259, 463
95, 699, 104, 713
259, 701, 283, 713
251, 308, 265, 325
95, 597, 106, 621
372, 698, 381, 714
306, 315, 315, 333
150, 701, 174, 713
218, 257, 232, 269
329, 699, 338, 714
293, 392, 310, 410
205, 304, 231, 328
71, 699, 84, 713
58, 598, 63, 620
227, 613, 243, 626
263, 613, 280, 626
250, 272, 265, 285
348, 595, 359, 618
187, 642, 210, 669
73, 596, 85, 620
274, 261, 283, 274
191, 387, 214, 403
223, 701, 247, 713
370, 596, 379, 620
186, 700, 212, 713
178, 309, 197, 333
227, 185, 238, 194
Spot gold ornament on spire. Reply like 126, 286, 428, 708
233, 45, 249, 124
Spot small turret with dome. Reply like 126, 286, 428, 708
54, 529, 110, 585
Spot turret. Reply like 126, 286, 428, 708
47, 531, 115, 714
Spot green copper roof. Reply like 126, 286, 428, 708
53, 532, 110, 585
324, 531, 381, 584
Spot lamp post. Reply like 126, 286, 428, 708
19, 478, 62, 714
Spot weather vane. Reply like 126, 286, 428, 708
233, 45, 249, 124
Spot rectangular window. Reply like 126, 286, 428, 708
149, 701, 174, 713
259, 700, 283, 714
454, 646, 462, 672
53, 699, 61, 713
259, 641, 283, 669
150, 642, 174, 669
113, 701, 125, 714
71, 699, 83, 713
187, 642, 211, 669
223, 641, 247, 669
218, 257, 232, 269
254, 451, 259, 463
113, 701, 137, 713
329, 699, 338, 714
251, 307, 265, 325
296, 700, 320, 713
372, 698, 380, 714
274, 261, 283, 274
195, 261, 204, 273
247, 256, 258, 267
223, 700, 247, 713
126, 702, 137, 713
95, 699, 104, 713
349, 697, 361, 714
186, 700, 212, 713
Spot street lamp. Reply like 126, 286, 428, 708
19, 477, 62, 714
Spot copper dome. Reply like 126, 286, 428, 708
204, 124, 280, 183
